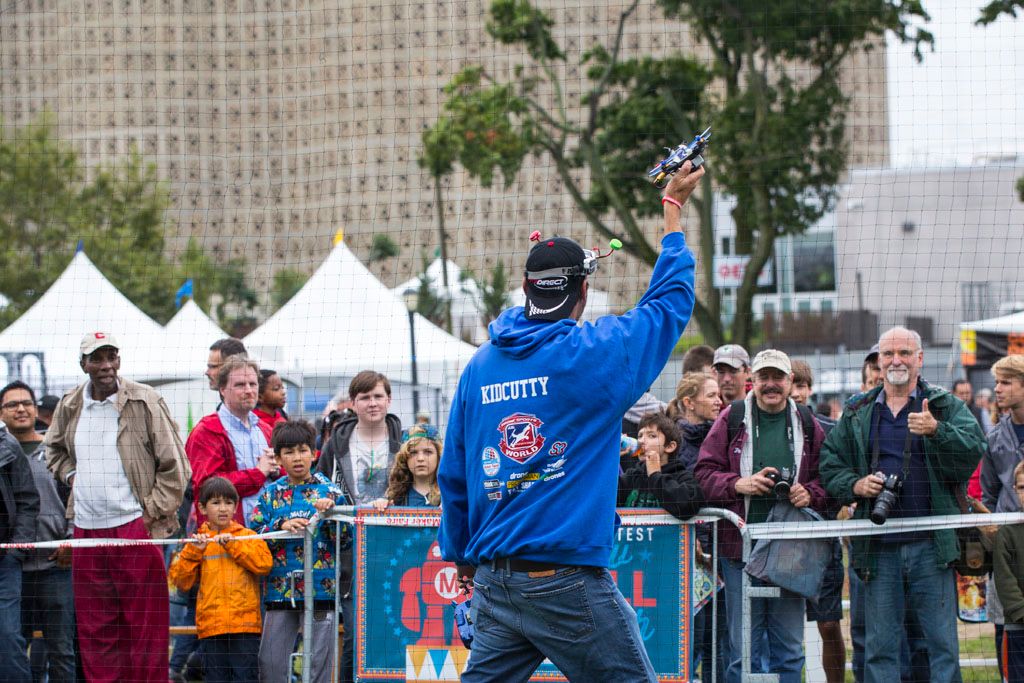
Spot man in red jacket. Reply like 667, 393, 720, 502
186, 357, 276, 524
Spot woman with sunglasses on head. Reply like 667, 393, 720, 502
372, 424, 442, 510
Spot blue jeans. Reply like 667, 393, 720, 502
721, 558, 805, 683
849, 562, 866, 681
21, 567, 75, 683
169, 588, 203, 673
203, 633, 259, 683
693, 600, 729, 683
465, 564, 656, 682
863, 540, 961, 683
339, 595, 353, 683
0, 554, 32, 682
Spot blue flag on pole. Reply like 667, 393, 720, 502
175, 279, 193, 308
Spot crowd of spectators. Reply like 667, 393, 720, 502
0, 319, 1019, 682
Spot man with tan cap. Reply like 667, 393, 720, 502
713, 344, 751, 402
696, 348, 827, 683
46, 332, 190, 683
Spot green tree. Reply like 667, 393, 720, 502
421, 0, 931, 346
408, 254, 451, 330
176, 238, 258, 334
0, 114, 180, 326
470, 260, 512, 327
976, 0, 1023, 24
367, 233, 400, 263
270, 268, 309, 313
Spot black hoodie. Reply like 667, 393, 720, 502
617, 454, 704, 520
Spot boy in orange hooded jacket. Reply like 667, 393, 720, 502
169, 477, 272, 682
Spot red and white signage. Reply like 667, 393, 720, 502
712, 255, 773, 289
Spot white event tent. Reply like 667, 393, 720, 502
244, 238, 478, 423
0, 250, 166, 395
392, 257, 487, 345
131, 299, 227, 382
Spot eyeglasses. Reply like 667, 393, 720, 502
1, 400, 35, 411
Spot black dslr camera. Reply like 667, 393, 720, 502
765, 467, 795, 497
869, 472, 903, 525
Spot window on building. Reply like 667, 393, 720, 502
793, 232, 836, 293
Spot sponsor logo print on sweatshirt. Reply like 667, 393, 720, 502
497, 413, 545, 464
481, 447, 500, 477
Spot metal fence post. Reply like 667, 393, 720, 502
303, 522, 314, 683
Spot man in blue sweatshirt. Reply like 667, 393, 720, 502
438, 162, 704, 682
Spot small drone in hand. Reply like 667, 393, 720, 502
647, 126, 712, 189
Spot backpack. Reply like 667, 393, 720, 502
725, 399, 816, 451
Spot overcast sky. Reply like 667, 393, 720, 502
887, 0, 1024, 167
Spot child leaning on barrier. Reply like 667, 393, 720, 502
249, 419, 351, 683
617, 411, 705, 519
371, 423, 443, 510
168, 477, 273, 683
994, 460, 1024, 683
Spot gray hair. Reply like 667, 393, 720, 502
879, 326, 923, 351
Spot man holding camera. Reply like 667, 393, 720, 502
695, 348, 827, 683
820, 327, 985, 683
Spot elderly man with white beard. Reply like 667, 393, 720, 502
820, 327, 986, 683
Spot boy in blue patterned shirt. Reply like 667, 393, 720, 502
249, 419, 351, 683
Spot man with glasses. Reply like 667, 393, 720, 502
713, 345, 751, 403
46, 332, 190, 683
205, 337, 247, 391
0, 381, 74, 682
820, 327, 985, 683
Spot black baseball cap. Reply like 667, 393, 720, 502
37, 395, 59, 413
523, 237, 587, 321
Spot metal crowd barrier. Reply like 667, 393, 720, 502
301, 506, 1024, 683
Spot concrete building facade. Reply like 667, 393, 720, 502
0, 0, 890, 308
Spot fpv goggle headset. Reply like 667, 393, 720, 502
525, 231, 622, 284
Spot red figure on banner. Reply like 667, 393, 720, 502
399, 541, 462, 646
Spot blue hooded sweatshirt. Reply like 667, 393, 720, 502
437, 231, 695, 568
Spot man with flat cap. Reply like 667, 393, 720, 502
46, 332, 190, 683
438, 163, 705, 682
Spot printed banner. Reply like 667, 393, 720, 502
353, 508, 694, 682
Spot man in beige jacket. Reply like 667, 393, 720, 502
46, 332, 190, 683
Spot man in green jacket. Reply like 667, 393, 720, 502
820, 327, 985, 683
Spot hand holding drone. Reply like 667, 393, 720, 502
647, 126, 712, 189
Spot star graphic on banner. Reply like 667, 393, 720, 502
389, 558, 398, 566
404, 537, 413, 548
393, 627, 402, 637
382, 581, 392, 591
385, 568, 394, 578
384, 605, 392, 615
639, 548, 653, 563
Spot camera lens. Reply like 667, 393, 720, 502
773, 479, 791, 496
870, 489, 898, 525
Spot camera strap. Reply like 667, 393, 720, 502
869, 394, 921, 480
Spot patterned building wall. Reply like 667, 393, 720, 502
0, 0, 888, 307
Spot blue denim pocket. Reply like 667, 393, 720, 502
519, 571, 595, 639
470, 579, 496, 633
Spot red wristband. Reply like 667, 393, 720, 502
661, 196, 683, 210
